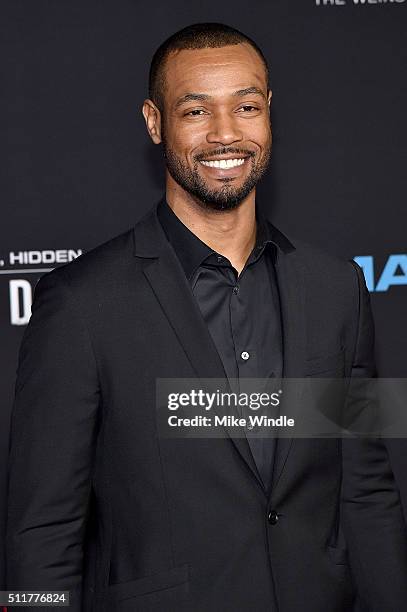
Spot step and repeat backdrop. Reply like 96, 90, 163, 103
1, 0, 406, 585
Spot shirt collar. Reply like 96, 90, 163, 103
157, 196, 280, 280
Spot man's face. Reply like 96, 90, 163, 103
150, 43, 272, 211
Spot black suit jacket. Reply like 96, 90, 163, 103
6, 202, 407, 611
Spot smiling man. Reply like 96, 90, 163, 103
6, 22, 407, 612
144, 36, 272, 219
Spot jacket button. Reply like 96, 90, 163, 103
268, 510, 279, 525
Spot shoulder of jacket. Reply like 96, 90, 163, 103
36, 227, 135, 290
281, 232, 354, 275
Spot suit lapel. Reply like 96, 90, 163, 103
133, 205, 264, 488
270, 246, 307, 492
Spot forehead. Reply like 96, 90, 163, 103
163, 43, 267, 102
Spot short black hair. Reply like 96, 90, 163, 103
149, 22, 270, 112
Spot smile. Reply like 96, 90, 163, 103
200, 158, 246, 169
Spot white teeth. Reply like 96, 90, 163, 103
200, 158, 246, 169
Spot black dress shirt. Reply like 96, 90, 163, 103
157, 197, 283, 492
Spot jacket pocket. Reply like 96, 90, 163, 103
107, 563, 189, 602
305, 347, 345, 376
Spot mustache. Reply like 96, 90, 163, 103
194, 147, 256, 161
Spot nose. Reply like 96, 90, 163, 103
206, 110, 243, 146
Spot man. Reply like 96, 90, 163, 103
6, 22, 407, 612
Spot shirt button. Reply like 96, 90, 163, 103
233, 285, 239, 294
267, 510, 279, 525
241, 351, 250, 361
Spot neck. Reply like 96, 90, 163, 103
165, 178, 257, 276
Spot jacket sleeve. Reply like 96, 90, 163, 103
341, 260, 407, 610
6, 270, 100, 611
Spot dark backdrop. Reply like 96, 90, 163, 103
1, 0, 406, 587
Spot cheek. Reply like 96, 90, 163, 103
171, 119, 208, 150
181, 130, 206, 154
239, 119, 271, 152
168, 132, 202, 160
256, 120, 272, 144
252, 126, 272, 155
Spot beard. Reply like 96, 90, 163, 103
162, 137, 271, 212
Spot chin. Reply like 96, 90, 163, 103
197, 193, 247, 211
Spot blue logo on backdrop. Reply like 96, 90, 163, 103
354, 255, 407, 292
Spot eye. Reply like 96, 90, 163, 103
184, 109, 207, 117
238, 105, 259, 113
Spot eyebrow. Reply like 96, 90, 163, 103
174, 87, 267, 110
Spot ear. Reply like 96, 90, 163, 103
142, 99, 162, 144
